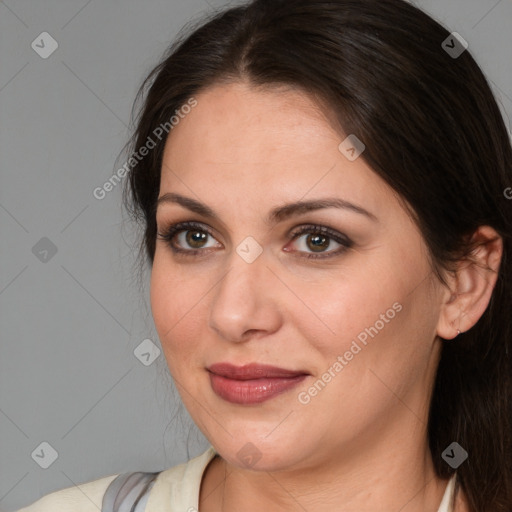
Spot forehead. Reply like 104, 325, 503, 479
164, 81, 337, 160
159, 81, 394, 220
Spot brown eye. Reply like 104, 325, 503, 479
156, 221, 220, 255
287, 224, 353, 259
184, 230, 208, 249
157, 221, 353, 260
305, 233, 331, 252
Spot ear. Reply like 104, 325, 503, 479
436, 225, 503, 340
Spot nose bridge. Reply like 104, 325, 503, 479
208, 243, 280, 341
215, 243, 268, 311
220, 232, 269, 296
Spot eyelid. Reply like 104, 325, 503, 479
156, 220, 219, 250
156, 220, 353, 259
286, 224, 352, 259
288, 223, 351, 244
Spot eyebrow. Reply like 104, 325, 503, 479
156, 192, 378, 224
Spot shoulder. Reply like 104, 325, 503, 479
145, 446, 218, 510
16, 447, 219, 512
453, 478, 471, 512
16, 473, 119, 512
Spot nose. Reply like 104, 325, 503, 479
208, 249, 282, 343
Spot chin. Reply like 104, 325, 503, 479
212, 434, 310, 472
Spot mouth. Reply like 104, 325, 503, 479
207, 362, 310, 404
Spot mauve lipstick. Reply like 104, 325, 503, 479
207, 363, 309, 404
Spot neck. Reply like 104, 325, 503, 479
200, 412, 452, 512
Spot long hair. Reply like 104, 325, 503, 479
121, 1, 512, 510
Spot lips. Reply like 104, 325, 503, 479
207, 362, 309, 380
207, 363, 310, 404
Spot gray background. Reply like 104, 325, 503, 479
0, 0, 510, 510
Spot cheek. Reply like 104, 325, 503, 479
150, 257, 175, 335
150, 252, 199, 328
150, 256, 205, 371
298, 244, 434, 384
293, 259, 407, 358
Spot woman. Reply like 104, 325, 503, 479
17, 0, 511, 511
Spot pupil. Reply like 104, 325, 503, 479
309, 234, 328, 252
187, 231, 206, 248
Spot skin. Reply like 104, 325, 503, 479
150, 80, 502, 511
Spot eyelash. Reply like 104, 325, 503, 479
156, 221, 353, 260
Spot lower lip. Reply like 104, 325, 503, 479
209, 373, 308, 404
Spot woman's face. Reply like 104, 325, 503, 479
151, 81, 446, 471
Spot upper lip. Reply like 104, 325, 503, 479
207, 362, 309, 380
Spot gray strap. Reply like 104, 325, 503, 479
102, 471, 161, 512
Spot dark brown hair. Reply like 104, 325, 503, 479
121, 0, 512, 510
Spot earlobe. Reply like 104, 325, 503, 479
436, 226, 503, 341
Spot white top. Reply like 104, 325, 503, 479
16, 446, 456, 511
